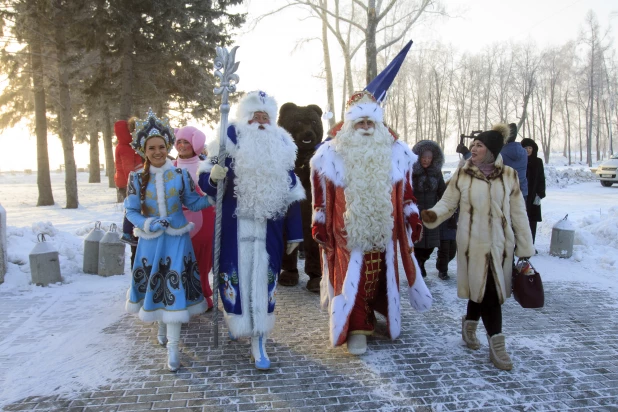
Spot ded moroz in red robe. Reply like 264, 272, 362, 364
310, 138, 433, 347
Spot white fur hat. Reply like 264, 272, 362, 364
343, 90, 384, 124
235, 90, 278, 125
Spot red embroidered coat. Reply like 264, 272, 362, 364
310, 139, 433, 347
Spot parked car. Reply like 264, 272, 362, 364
595, 153, 618, 187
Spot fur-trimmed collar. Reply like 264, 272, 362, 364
148, 158, 175, 174
463, 155, 504, 181
311, 139, 417, 187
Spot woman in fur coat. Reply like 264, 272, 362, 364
411, 140, 446, 279
421, 124, 534, 371
521, 138, 546, 246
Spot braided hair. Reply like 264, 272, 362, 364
140, 158, 151, 215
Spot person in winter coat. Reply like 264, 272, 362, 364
436, 180, 458, 280
521, 138, 546, 246
124, 109, 211, 373
114, 119, 144, 202
173, 126, 215, 310
457, 123, 528, 199
115, 118, 143, 268
411, 140, 446, 279
421, 123, 534, 371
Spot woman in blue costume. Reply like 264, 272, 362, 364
124, 109, 212, 372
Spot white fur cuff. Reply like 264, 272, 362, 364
404, 203, 420, 217
313, 209, 325, 224
197, 160, 213, 176
142, 217, 156, 233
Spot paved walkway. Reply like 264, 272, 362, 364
3, 264, 618, 411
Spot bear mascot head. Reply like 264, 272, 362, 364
277, 103, 324, 164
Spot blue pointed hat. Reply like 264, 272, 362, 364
364, 40, 413, 103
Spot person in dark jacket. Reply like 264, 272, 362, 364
412, 140, 446, 278
436, 179, 458, 280
521, 138, 546, 246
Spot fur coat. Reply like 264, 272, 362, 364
422, 155, 534, 304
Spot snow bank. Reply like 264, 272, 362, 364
544, 166, 597, 188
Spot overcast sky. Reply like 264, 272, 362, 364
0, 0, 616, 171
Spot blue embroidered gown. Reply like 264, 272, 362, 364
197, 125, 305, 338
124, 159, 212, 323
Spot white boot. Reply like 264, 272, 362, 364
346, 334, 367, 355
157, 321, 167, 347
250, 334, 270, 370
166, 323, 181, 372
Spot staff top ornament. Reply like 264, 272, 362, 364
130, 108, 176, 158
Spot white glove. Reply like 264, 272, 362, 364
210, 164, 228, 183
286, 242, 299, 255
533, 195, 541, 206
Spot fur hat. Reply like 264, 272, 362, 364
130, 109, 175, 158
508, 123, 518, 143
235, 90, 278, 125
174, 126, 206, 154
474, 123, 510, 160
344, 90, 384, 124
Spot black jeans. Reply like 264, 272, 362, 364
465, 268, 502, 337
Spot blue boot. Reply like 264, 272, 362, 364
250, 334, 270, 370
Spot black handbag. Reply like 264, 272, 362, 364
512, 258, 544, 308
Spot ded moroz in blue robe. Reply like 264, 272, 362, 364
125, 159, 212, 324
198, 124, 304, 338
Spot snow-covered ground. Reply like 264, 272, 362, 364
0, 154, 617, 407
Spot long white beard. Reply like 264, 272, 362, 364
233, 123, 296, 221
335, 121, 394, 251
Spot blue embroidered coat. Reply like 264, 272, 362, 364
198, 124, 304, 338
124, 159, 212, 323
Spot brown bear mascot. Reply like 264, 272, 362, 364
277, 103, 324, 293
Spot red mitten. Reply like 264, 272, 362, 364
408, 213, 423, 243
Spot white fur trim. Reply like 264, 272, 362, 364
287, 175, 306, 204
165, 223, 194, 236
407, 254, 433, 313
152, 169, 168, 218
311, 139, 417, 186
329, 248, 363, 346
320, 249, 332, 310
384, 240, 401, 339
142, 217, 156, 233
133, 227, 163, 240
224, 217, 276, 338
197, 159, 213, 176
138, 300, 207, 323
235, 91, 278, 125
403, 203, 419, 217
313, 210, 325, 224
344, 102, 383, 124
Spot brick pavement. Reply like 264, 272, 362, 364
3, 265, 618, 412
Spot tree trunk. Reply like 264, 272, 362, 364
88, 117, 101, 183
30, 37, 54, 206
54, 4, 78, 209
102, 105, 116, 188
320, 0, 336, 129
118, 31, 134, 121
565, 92, 571, 165
365, 1, 378, 84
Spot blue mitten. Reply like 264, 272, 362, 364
149, 218, 170, 232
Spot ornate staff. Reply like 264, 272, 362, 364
212, 46, 239, 348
